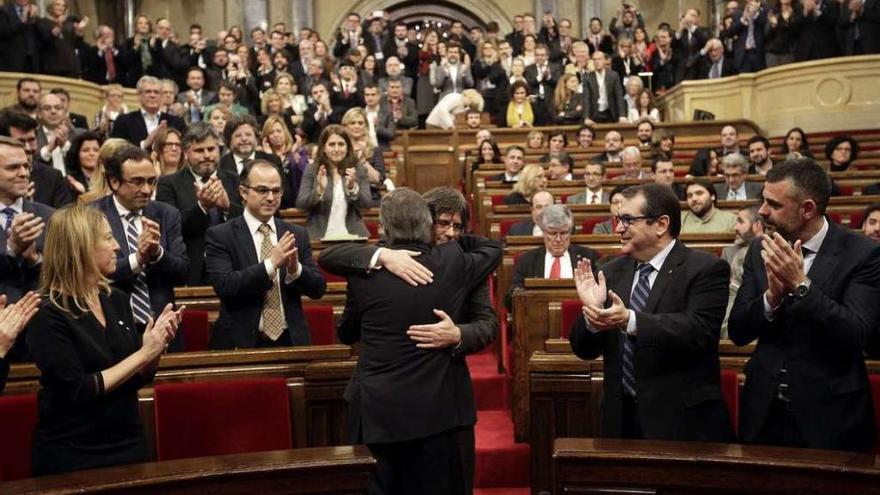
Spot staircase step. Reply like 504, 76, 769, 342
468, 353, 510, 411
474, 410, 530, 488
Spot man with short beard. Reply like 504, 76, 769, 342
720, 205, 764, 338
746, 135, 774, 175
862, 203, 880, 242
636, 119, 654, 149
681, 178, 736, 233
156, 122, 242, 285
218, 115, 289, 208
383, 22, 418, 78
5, 78, 41, 119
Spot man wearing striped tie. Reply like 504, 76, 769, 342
93, 144, 189, 351
569, 183, 735, 442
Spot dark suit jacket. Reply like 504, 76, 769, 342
507, 245, 600, 309
697, 56, 739, 79
301, 103, 342, 143
729, 7, 768, 71
82, 44, 131, 86
507, 220, 537, 237
839, 0, 880, 55
380, 96, 418, 130
714, 181, 763, 200
337, 238, 501, 444
217, 152, 293, 209
92, 196, 189, 349
672, 27, 712, 81
0, 200, 53, 305
569, 241, 735, 442
318, 239, 498, 357
791, 1, 841, 61
582, 71, 626, 122
729, 222, 880, 451
0, 3, 39, 72
110, 110, 186, 148
155, 167, 243, 285
30, 161, 75, 209
205, 215, 326, 349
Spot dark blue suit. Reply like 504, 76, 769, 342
729, 7, 767, 73
91, 195, 189, 350
204, 215, 326, 349
109, 110, 186, 148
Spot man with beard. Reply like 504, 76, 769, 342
4, 78, 41, 119
382, 22, 418, 79
862, 203, 880, 242
218, 115, 290, 208
720, 205, 764, 338
681, 178, 736, 233
729, 159, 880, 452
569, 183, 735, 442
156, 122, 242, 285
92, 144, 188, 350
317, 187, 500, 494
636, 119, 654, 150
746, 135, 774, 176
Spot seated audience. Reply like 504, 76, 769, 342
619, 145, 649, 180
262, 116, 309, 203
825, 135, 859, 172
567, 163, 609, 205
576, 125, 595, 149
504, 163, 548, 205
205, 160, 326, 349
718, 124, 744, 156
780, 126, 813, 159
652, 157, 684, 198
635, 119, 654, 150
543, 130, 568, 160
627, 89, 660, 123
474, 138, 503, 170
592, 185, 628, 234
507, 204, 600, 308
546, 152, 574, 181
27, 204, 182, 476
746, 135, 774, 175
295, 125, 373, 239
508, 190, 554, 237
717, 152, 763, 200
689, 147, 720, 177
681, 178, 737, 233
489, 145, 526, 183
526, 129, 546, 150
651, 128, 676, 161
592, 130, 625, 164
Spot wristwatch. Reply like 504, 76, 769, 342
790, 278, 811, 301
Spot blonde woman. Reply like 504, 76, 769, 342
27, 205, 182, 475
261, 115, 309, 201
95, 84, 128, 139
295, 125, 373, 239
553, 73, 584, 125
424, 88, 484, 130
259, 89, 284, 127
79, 138, 128, 203
341, 108, 385, 188
504, 163, 548, 205
274, 72, 308, 126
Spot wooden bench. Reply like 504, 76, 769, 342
553, 438, 880, 495
0, 446, 375, 495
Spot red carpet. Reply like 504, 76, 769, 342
468, 350, 530, 491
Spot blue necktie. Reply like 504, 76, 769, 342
622, 263, 654, 397
2, 207, 15, 233
125, 212, 153, 324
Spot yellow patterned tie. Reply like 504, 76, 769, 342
258, 224, 285, 341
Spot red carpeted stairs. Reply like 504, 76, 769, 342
468, 349, 530, 494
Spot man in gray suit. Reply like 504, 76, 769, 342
567, 163, 610, 205
380, 78, 418, 130
714, 153, 763, 200
582, 50, 627, 124
433, 42, 474, 99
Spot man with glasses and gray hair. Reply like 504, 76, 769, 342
507, 204, 599, 308
569, 183, 735, 442
715, 152, 762, 200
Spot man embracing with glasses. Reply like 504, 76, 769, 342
93, 144, 189, 351
569, 183, 735, 442
204, 160, 326, 349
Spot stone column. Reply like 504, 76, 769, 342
290, 0, 314, 38
244, 0, 269, 32
125, 0, 135, 38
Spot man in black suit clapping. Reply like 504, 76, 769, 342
111, 76, 186, 150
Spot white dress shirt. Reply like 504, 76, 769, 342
544, 249, 573, 279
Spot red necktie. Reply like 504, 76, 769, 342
105, 48, 117, 81
549, 256, 561, 280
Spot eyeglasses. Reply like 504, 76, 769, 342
163, 142, 182, 148
121, 177, 159, 188
435, 219, 464, 232
614, 214, 656, 228
244, 185, 283, 196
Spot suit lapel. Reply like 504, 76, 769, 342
233, 216, 260, 268
611, 257, 637, 308
102, 197, 131, 256
643, 241, 686, 314
806, 221, 843, 291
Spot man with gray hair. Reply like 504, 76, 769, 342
620, 145, 649, 180
111, 75, 186, 150
507, 204, 600, 307
715, 152, 762, 200
336, 187, 501, 495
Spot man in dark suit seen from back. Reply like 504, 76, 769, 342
93, 144, 189, 351
205, 160, 325, 349
0, 110, 73, 209
334, 188, 501, 495
111, 76, 186, 150
569, 183, 735, 442
507, 204, 600, 308
729, 159, 880, 452
155, 122, 242, 286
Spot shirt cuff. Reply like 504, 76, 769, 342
625, 310, 637, 336
762, 293, 778, 321
368, 247, 384, 270
152, 246, 165, 264
284, 261, 303, 284
39, 146, 52, 162
264, 259, 277, 279
584, 315, 599, 334
129, 252, 142, 274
